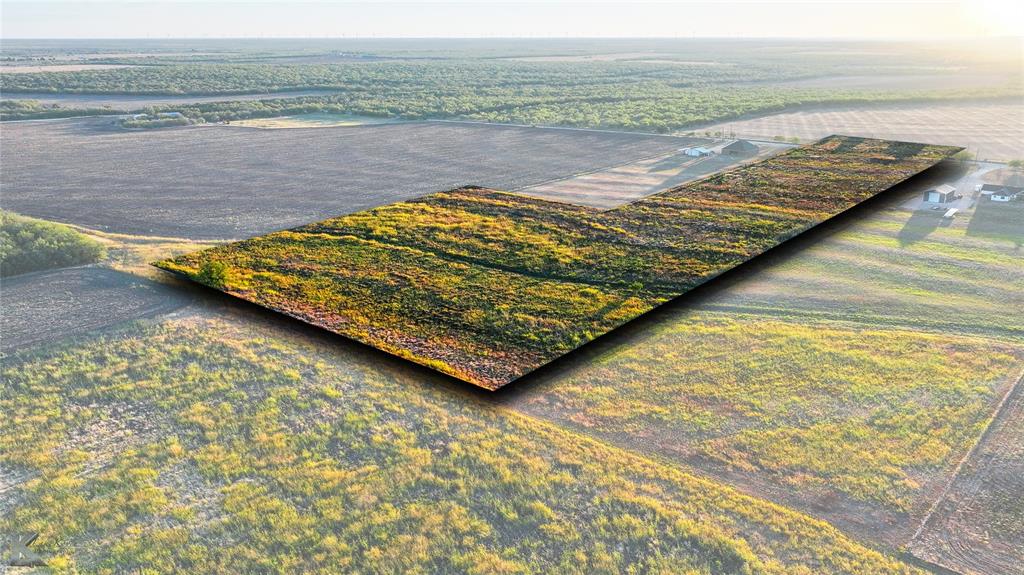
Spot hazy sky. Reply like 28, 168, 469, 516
3, 1, 1022, 39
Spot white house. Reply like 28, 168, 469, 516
979, 183, 1022, 202
680, 146, 713, 157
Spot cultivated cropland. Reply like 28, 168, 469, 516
1, 38, 1022, 574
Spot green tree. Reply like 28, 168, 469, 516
196, 260, 230, 289
0, 211, 105, 277
953, 150, 975, 164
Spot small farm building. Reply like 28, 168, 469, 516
721, 140, 759, 155
681, 146, 713, 157
923, 184, 958, 203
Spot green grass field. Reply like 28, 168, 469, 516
519, 313, 1021, 509
3, 36, 1021, 574
1, 313, 924, 575
155, 137, 959, 388
3, 170, 1020, 573
512, 195, 1024, 544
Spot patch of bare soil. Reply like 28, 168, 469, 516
909, 370, 1024, 575
1, 118, 684, 239
522, 141, 789, 208
0, 465, 38, 516
1, 267, 190, 353
981, 167, 1024, 187
700, 101, 1024, 162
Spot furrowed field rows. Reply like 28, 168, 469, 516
0, 118, 694, 239
0, 267, 191, 353
519, 141, 792, 208
700, 100, 1024, 161
2, 36, 1022, 575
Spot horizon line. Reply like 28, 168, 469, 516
4, 34, 1022, 41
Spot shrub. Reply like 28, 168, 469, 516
0, 211, 105, 277
196, 260, 230, 288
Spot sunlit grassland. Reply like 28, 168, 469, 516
908, 362, 1024, 574
701, 206, 1024, 340
73, 226, 223, 279
511, 196, 1023, 544
0, 313, 923, 574
519, 313, 1021, 513
156, 137, 959, 388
